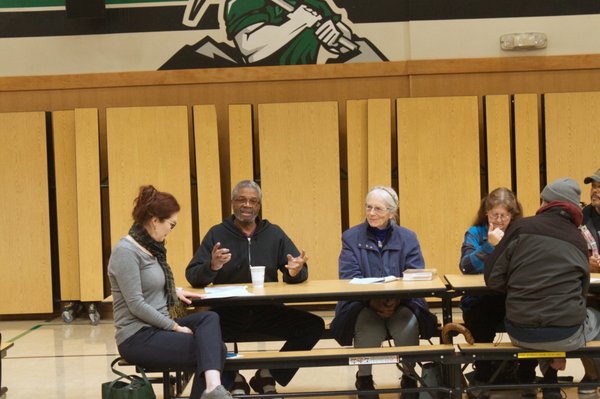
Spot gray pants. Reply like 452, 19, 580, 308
509, 308, 600, 379
354, 305, 419, 376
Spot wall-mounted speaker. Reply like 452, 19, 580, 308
66, 0, 106, 19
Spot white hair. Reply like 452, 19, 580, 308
366, 186, 399, 221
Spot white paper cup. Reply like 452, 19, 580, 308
250, 266, 266, 288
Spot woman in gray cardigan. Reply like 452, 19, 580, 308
108, 185, 232, 399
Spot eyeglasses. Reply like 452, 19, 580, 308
488, 213, 511, 221
234, 197, 260, 206
365, 204, 390, 215
166, 219, 177, 230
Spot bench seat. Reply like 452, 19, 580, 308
224, 344, 454, 370
457, 342, 600, 397
458, 341, 600, 359
118, 344, 455, 399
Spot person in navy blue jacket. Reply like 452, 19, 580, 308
330, 186, 437, 399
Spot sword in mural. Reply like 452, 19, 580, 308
182, 0, 219, 27
268, 0, 359, 52
183, 0, 360, 53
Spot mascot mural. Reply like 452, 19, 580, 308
161, 0, 387, 69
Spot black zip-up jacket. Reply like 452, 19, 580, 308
186, 216, 308, 287
484, 205, 589, 328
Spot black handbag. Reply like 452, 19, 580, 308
101, 357, 156, 399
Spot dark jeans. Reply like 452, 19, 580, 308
118, 311, 227, 399
463, 294, 506, 344
215, 304, 325, 386
464, 294, 511, 381
463, 294, 537, 382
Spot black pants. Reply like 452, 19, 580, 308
215, 304, 325, 386
463, 294, 510, 381
463, 294, 506, 344
118, 311, 227, 399
463, 294, 537, 382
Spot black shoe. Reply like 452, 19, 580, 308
468, 379, 491, 399
541, 387, 563, 399
400, 374, 418, 399
541, 366, 562, 399
520, 387, 537, 398
230, 373, 250, 396
249, 370, 277, 394
517, 377, 537, 398
355, 372, 379, 399
579, 374, 598, 395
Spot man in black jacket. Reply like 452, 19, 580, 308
484, 177, 600, 399
186, 180, 324, 396
579, 168, 600, 393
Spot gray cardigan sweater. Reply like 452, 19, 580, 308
108, 237, 175, 345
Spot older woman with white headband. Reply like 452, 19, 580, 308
330, 186, 437, 399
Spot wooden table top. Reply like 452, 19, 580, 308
187, 277, 449, 305
443, 274, 487, 291
444, 273, 600, 292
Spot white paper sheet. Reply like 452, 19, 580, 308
202, 285, 254, 298
349, 276, 399, 284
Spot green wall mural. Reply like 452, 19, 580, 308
161, 0, 387, 69
0, 1, 599, 76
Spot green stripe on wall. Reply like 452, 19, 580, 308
0, 0, 65, 6
0, 0, 179, 8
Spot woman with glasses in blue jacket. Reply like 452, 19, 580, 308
459, 187, 526, 389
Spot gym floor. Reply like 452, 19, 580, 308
0, 310, 591, 399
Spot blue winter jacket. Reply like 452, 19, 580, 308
330, 221, 438, 346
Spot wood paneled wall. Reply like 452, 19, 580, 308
106, 106, 193, 284
194, 105, 223, 241
514, 94, 542, 216
3, 55, 600, 314
258, 102, 342, 280
545, 92, 600, 192
74, 109, 103, 302
485, 95, 512, 190
51, 109, 104, 303
397, 96, 481, 274
52, 110, 80, 300
346, 100, 369, 227
0, 112, 53, 314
